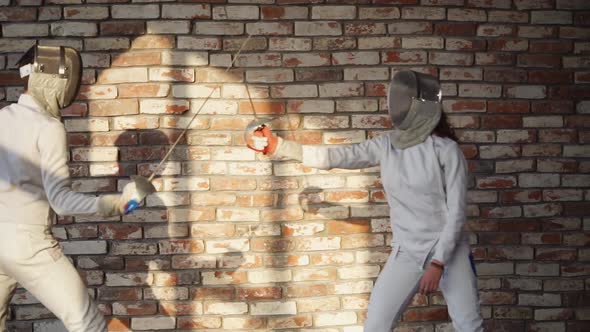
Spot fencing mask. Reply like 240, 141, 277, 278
16, 45, 82, 118
387, 70, 442, 149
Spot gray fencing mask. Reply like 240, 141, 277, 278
17, 45, 82, 118
387, 70, 442, 149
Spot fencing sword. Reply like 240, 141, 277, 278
123, 35, 253, 214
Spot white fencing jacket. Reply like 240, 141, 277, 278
283, 133, 469, 267
0, 94, 99, 225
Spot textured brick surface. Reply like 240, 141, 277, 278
1, 1, 589, 331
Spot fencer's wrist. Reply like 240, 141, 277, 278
430, 261, 444, 270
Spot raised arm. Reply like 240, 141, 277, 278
251, 127, 384, 170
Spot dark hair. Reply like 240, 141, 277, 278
432, 112, 458, 141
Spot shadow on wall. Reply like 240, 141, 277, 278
1, 9, 399, 332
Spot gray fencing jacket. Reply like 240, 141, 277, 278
0, 94, 99, 225
275, 133, 469, 267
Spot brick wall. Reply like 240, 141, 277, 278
1, 0, 589, 331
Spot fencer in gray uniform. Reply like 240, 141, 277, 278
0, 46, 127, 332
250, 70, 484, 332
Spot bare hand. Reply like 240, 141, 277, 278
419, 263, 443, 294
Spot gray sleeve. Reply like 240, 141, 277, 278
38, 122, 100, 216
432, 142, 468, 265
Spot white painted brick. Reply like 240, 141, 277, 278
358, 36, 399, 50
246, 22, 292, 35
333, 280, 373, 294
162, 4, 210, 19
269, 37, 312, 51
319, 83, 363, 97
459, 84, 502, 98
162, 51, 208, 66
338, 265, 380, 279
344, 67, 389, 81
213, 6, 259, 20
271, 84, 318, 98
112, 4, 159, 19
172, 85, 221, 98
139, 99, 189, 115
64, 119, 109, 132
211, 147, 255, 161
131, 317, 176, 330
205, 302, 248, 315
147, 20, 191, 34
250, 301, 297, 315
295, 21, 342, 36
61, 240, 107, 255
228, 162, 273, 176
312, 6, 356, 20
163, 177, 209, 191
178, 36, 221, 50
2, 23, 48, 37
146, 192, 189, 207
402, 37, 444, 49
505, 85, 547, 99
523, 116, 563, 128
194, 22, 244, 35
283, 52, 331, 67
287, 99, 333, 113
217, 208, 259, 222
248, 269, 291, 283
246, 69, 294, 83
531, 11, 572, 24
85, 37, 129, 51
112, 116, 159, 130
71, 148, 118, 162
332, 52, 380, 65
303, 116, 349, 129
51, 22, 97, 36
106, 272, 152, 286
64, 6, 108, 20
206, 239, 249, 254
235, 52, 281, 67
314, 312, 357, 327
99, 68, 148, 84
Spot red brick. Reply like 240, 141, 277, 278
296, 68, 342, 81
434, 22, 476, 36
529, 70, 573, 84
488, 100, 529, 113
481, 115, 523, 129
239, 101, 286, 115
484, 68, 527, 83
517, 54, 562, 68
0, 8, 37, 21
532, 101, 574, 114
100, 21, 145, 36
530, 40, 574, 53
139, 130, 186, 145
237, 287, 282, 300
403, 307, 448, 322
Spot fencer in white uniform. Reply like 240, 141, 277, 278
0, 46, 126, 332
249, 70, 484, 331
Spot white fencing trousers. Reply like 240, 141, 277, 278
0, 223, 106, 332
364, 244, 483, 332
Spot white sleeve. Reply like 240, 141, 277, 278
38, 122, 100, 215
432, 142, 468, 265
273, 135, 384, 170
